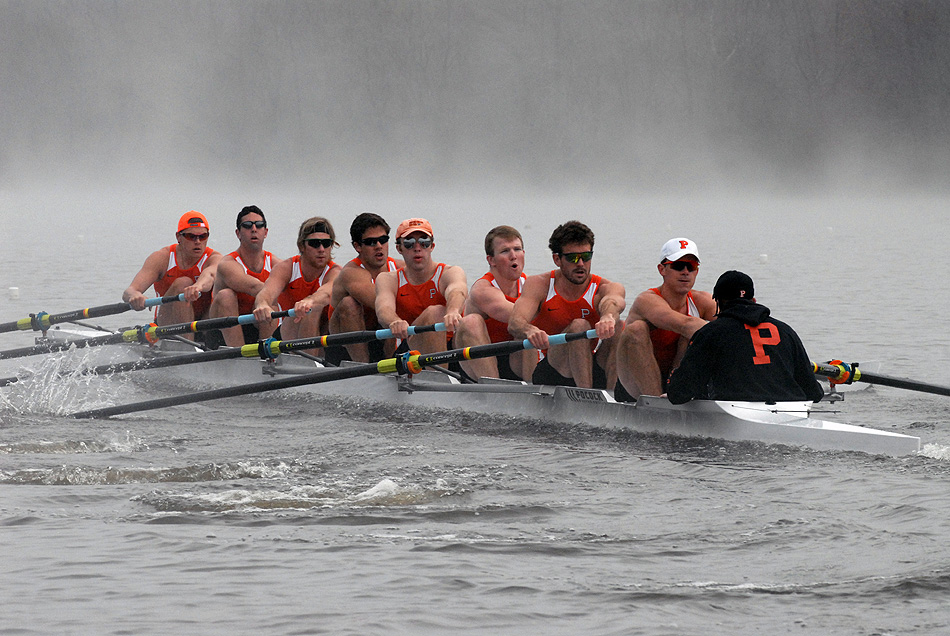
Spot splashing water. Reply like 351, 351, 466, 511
0, 346, 130, 416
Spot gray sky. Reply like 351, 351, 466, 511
3, 0, 949, 196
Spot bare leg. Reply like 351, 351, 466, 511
547, 318, 594, 388
595, 318, 624, 390
330, 296, 369, 362
453, 313, 496, 381
280, 307, 326, 356
209, 289, 244, 347
406, 305, 448, 355
509, 349, 538, 382
616, 319, 662, 398
155, 277, 196, 331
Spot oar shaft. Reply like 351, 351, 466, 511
814, 362, 950, 397
69, 328, 597, 418
72, 363, 385, 418
409, 329, 596, 370
263, 322, 446, 354
141, 309, 293, 339
0, 332, 125, 360
0, 310, 292, 360
0, 294, 186, 334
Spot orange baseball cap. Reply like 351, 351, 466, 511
177, 211, 210, 233
395, 217, 434, 239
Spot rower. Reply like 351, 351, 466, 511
374, 217, 471, 357
122, 211, 223, 331
615, 237, 717, 402
666, 270, 824, 404
208, 205, 282, 347
453, 225, 536, 381
508, 220, 625, 389
327, 212, 405, 363
253, 217, 342, 347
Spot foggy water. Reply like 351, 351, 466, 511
3, 2, 950, 635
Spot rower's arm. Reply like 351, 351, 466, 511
296, 264, 341, 315
374, 271, 408, 338
341, 266, 377, 311
440, 265, 468, 331
508, 275, 548, 349
253, 259, 292, 323
666, 327, 714, 404
469, 278, 515, 323
631, 291, 706, 338
214, 256, 265, 297
123, 248, 169, 310
594, 279, 626, 337
185, 251, 222, 302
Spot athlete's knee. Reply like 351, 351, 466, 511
565, 318, 590, 333
416, 304, 446, 324
165, 276, 195, 294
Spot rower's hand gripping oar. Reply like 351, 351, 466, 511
814, 361, 950, 398
0, 294, 186, 334
0, 322, 446, 387
0, 309, 294, 360
69, 329, 596, 419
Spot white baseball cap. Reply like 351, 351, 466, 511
660, 237, 700, 263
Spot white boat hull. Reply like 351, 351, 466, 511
31, 329, 921, 457
141, 344, 921, 457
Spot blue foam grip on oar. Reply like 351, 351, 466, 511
237, 308, 295, 325
143, 293, 187, 308
531, 329, 598, 349
374, 322, 446, 340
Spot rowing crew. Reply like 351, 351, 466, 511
122, 208, 822, 404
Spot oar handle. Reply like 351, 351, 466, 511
252, 323, 446, 357
399, 329, 598, 373
143, 293, 187, 309
134, 310, 292, 340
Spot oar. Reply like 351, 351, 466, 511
70, 330, 596, 419
814, 361, 950, 397
0, 294, 186, 334
0, 322, 445, 387
0, 309, 293, 360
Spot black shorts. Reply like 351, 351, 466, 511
496, 354, 521, 382
531, 356, 607, 389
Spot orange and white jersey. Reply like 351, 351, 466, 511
475, 271, 526, 344
351, 256, 399, 275
649, 288, 700, 378
154, 245, 214, 296
277, 255, 336, 310
395, 263, 447, 324
530, 271, 601, 338
229, 250, 273, 314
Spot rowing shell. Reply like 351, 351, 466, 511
124, 338, 919, 457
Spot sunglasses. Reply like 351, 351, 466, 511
560, 251, 594, 264
665, 260, 698, 272
359, 235, 390, 246
240, 220, 266, 229
399, 237, 433, 249
305, 238, 335, 249
179, 232, 209, 242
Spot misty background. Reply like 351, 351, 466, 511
3, 0, 950, 198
